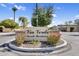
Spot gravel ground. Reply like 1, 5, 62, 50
0, 32, 79, 56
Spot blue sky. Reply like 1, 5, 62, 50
0, 3, 79, 27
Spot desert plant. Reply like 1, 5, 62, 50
31, 39, 40, 45
19, 17, 29, 29
47, 32, 61, 46
15, 31, 25, 46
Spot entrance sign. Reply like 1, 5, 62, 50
15, 27, 51, 41
25, 27, 49, 41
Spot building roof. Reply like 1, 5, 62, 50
58, 24, 78, 26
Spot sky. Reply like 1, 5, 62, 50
0, 3, 79, 27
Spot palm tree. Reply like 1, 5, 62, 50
12, 7, 18, 22
19, 17, 28, 28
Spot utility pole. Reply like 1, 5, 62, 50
36, 3, 38, 27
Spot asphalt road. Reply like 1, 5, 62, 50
0, 32, 15, 45
0, 32, 79, 56
54, 32, 79, 56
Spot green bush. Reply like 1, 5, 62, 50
0, 19, 19, 29
0, 26, 5, 32
31, 39, 40, 45
47, 35, 60, 46
0, 26, 5, 29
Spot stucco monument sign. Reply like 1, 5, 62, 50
7, 27, 67, 53
15, 27, 50, 41
25, 27, 49, 41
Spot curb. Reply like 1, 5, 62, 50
54, 38, 67, 50
0, 32, 15, 36
7, 39, 67, 53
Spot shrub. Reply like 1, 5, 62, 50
0, 26, 5, 29
15, 31, 25, 46
47, 31, 61, 46
31, 39, 40, 45
0, 26, 5, 32
0, 19, 19, 29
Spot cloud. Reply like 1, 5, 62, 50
0, 4, 7, 7
9, 17, 13, 19
75, 15, 79, 18
14, 5, 26, 11
52, 14, 57, 17
72, 14, 79, 20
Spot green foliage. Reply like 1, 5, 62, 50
12, 7, 18, 12
0, 26, 5, 29
0, 19, 19, 29
47, 34, 60, 46
31, 39, 40, 45
31, 5, 53, 27
65, 21, 72, 25
0, 26, 5, 32
19, 17, 29, 28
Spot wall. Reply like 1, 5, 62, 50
16, 27, 49, 41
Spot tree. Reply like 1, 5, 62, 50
12, 7, 18, 21
19, 17, 29, 28
74, 19, 79, 32
0, 19, 19, 29
65, 21, 68, 25
74, 19, 79, 25
31, 4, 53, 27
64, 21, 72, 25
68, 21, 72, 25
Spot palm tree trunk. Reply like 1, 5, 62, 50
23, 23, 25, 29
14, 11, 15, 22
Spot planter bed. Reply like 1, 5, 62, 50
7, 39, 67, 52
